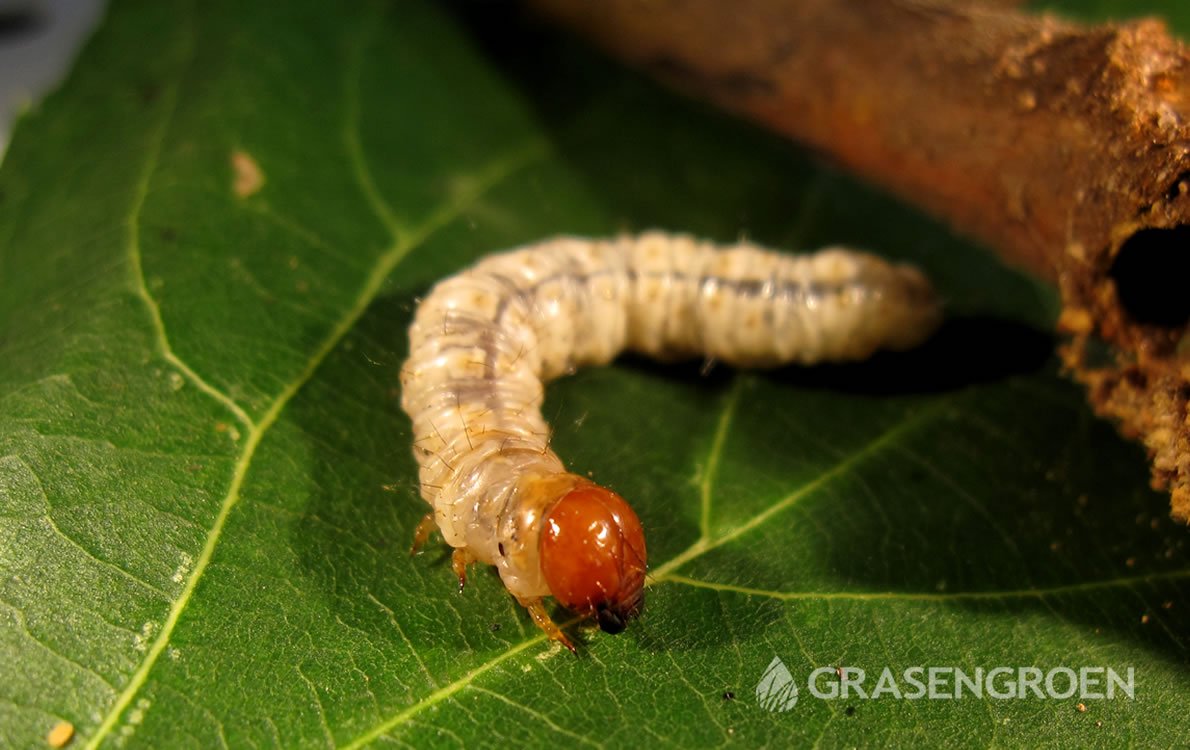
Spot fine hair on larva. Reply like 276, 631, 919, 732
400, 230, 942, 650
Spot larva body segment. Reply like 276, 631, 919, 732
400, 231, 941, 648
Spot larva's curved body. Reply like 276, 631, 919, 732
400, 231, 941, 649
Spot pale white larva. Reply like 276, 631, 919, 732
399, 231, 941, 650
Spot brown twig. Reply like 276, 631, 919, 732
526, 0, 1190, 521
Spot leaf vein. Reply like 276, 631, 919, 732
659, 570, 1190, 603
698, 377, 743, 539
0, 601, 117, 693
123, 26, 253, 433
12, 454, 171, 599
343, 11, 405, 241
297, 663, 337, 750
652, 405, 940, 580
43, 511, 170, 600
468, 685, 602, 748
340, 632, 546, 750
366, 593, 437, 689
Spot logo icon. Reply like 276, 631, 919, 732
756, 656, 799, 712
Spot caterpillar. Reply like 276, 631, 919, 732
399, 231, 941, 651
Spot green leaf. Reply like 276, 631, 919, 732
2, 1, 1188, 747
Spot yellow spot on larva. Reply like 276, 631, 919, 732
231, 150, 265, 198
47, 720, 74, 748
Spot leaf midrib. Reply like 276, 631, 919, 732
82, 12, 547, 745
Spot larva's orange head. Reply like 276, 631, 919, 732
539, 483, 647, 634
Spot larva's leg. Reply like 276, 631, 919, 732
451, 547, 477, 592
408, 513, 438, 556
518, 596, 577, 654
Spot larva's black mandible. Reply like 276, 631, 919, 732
400, 231, 942, 650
